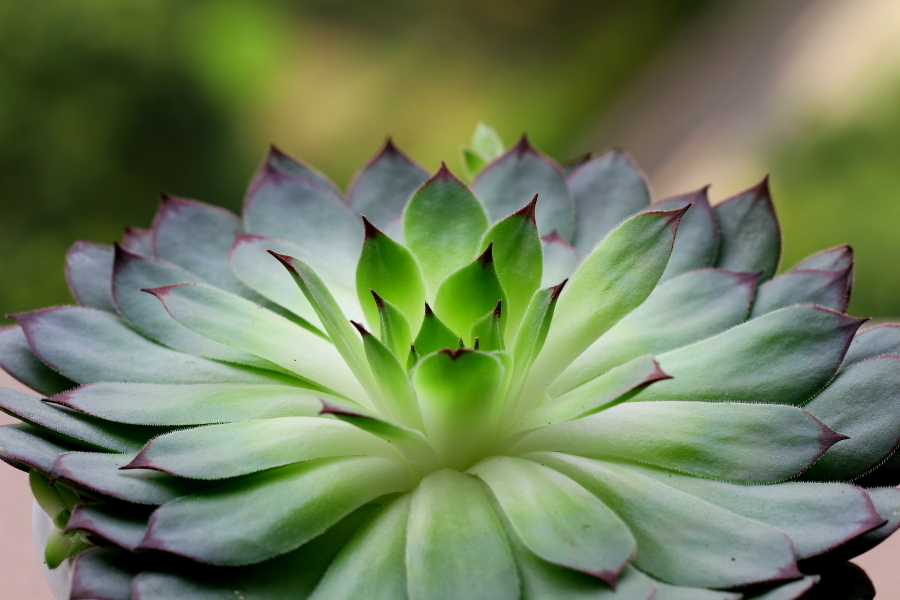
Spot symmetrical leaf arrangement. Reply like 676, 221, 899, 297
2, 124, 900, 600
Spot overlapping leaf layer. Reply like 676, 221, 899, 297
2, 128, 898, 600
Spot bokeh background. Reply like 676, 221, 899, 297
2, 0, 900, 597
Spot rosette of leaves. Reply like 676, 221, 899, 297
2, 124, 899, 600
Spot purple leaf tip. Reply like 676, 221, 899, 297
438, 348, 472, 360
362, 215, 382, 240
478, 243, 494, 266
371, 289, 385, 309
549, 279, 568, 302
514, 194, 539, 225
350, 320, 371, 337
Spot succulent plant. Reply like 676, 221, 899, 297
2, 124, 899, 600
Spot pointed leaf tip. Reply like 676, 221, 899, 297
362, 215, 381, 240
350, 321, 371, 337
492, 299, 503, 319
513, 133, 532, 156
424, 303, 435, 317
479, 242, 494, 265
549, 278, 568, 302
516, 194, 538, 224
371, 289, 385, 309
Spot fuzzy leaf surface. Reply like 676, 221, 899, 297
512, 401, 841, 483
473, 136, 574, 240
0, 326, 75, 396
471, 456, 635, 584
713, 178, 781, 281
633, 305, 862, 405
554, 269, 755, 394
65, 242, 116, 313
406, 469, 518, 600
568, 149, 650, 256
532, 453, 801, 589
140, 456, 411, 565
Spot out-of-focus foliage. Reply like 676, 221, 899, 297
0, 0, 743, 320
772, 82, 900, 317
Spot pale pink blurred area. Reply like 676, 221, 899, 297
0, 370, 56, 600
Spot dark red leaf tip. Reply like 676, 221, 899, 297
492, 299, 503, 319
513, 133, 534, 156
473, 338, 480, 350
371, 289, 385, 309
549, 279, 568, 302
362, 215, 383, 240
350, 320, 371, 337
478, 243, 494, 266
436, 161, 453, 181
120, 451, 154, 471
439, 348, 472, 360
513, 194, 539, 225
319, 399, 371, 419
266, 249, 301, 275
424, 303, 435, 317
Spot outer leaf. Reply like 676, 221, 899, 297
65, 241, 116, 312
13, 307, 282, 385
121, 227, 154, 256
406, 469, 518, 600
50, 383, 321, 426
540, 232, 579, 286
0, 387, 153, 453
567, 149, 650, 256
134, 507, 375, 600
479, 195, 543, 334
524, 207, 687, 399
735, 577, 819, 600
151, 195, 249, 295
347, 138, 429, 228
802, 487, 900, 564
53, 451, 199, 505
751, 267, 852, 317
518, 355, 670, 432
0, 424, 73, 474
244, 166, 364, 278
113, 246, 270, 366
66, 503, 151, 551
139, 456, 412, 565
649, 187, 719, 280
713, 177, 781, 281
653, 578, 741, 600
434, 245, 507, 344
471, 456, 635, 585
473, 135, 574, 240
533, 453, 802, 589
0, 326, 75, 396
842, 324, 900, 367
258, 144, 342, 197
147, 283, 364, 401
403, 164, 490, 295
632, 305, 863, 405
413, 350, 505, 470
513, 555, 656, 600
357, 218, 427, 335
512, 401, 843, 483
126, 417, 400, 479
554, 269, 756, 394
624, 463, 884, 559
802, 355, 900, 481
793, 244, 853, 271
70, 547, 138, 600
229, 232, 358, 323
309, 495, 411, 600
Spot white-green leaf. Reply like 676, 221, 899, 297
406, 469, 518, 600
471, 456, 635, 584
512, 401, 842, 483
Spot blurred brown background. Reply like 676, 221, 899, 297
2, 0, 900, 597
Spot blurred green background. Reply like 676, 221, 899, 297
1, 0, 898, 319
